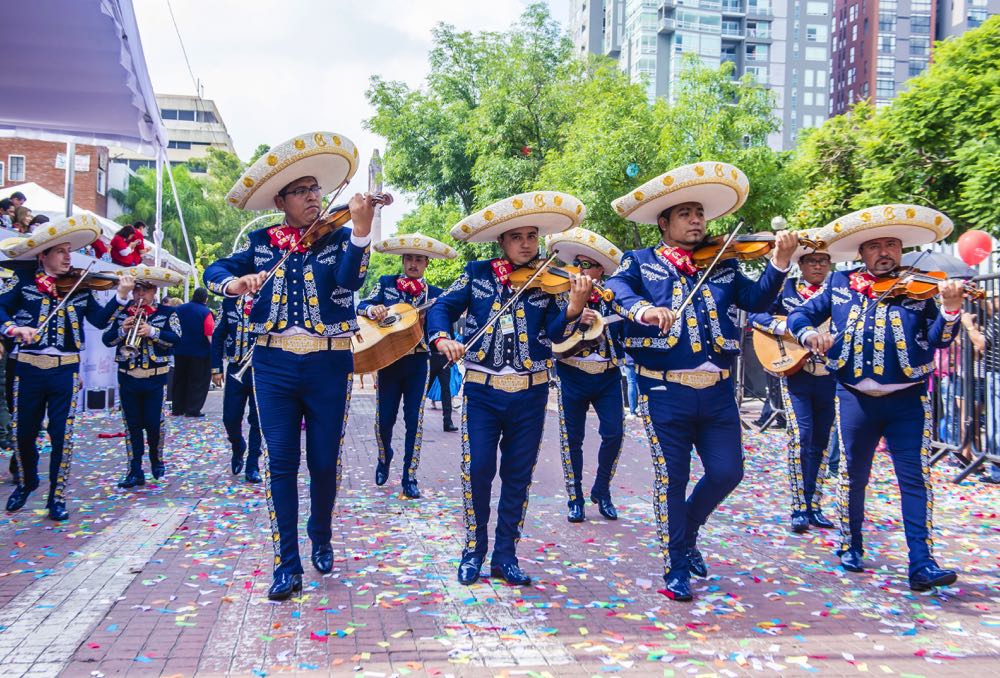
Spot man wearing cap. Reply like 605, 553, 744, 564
788, 205, 964, 591
357, 233, 457, 499
546, 227, 626, 524
0, 213, 130, 520
606, 162, 797, 601
430, 191, 593, 587
748, 238, 839, 534
211, 294, 262, 484
103, 266, 183, 488
204, 131, 381, 600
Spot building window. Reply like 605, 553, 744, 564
877, 55, 894, 74
815, 91, 826, 106
177, 109, 195, 122
168, 140, 193, 150
911, 15, 931, 33
806, 1, 828, 16
805, 69, 815, 86
910, 36, 930, 56
880, 0, 897, 9
807, 24, 828, 42
878, 15, 894, 31
806, 45, 827, 60
816, 70, 827, 88
878, 33, 895, 53
876, 78, 895, 99
804, 91, 814, 106
97, 167, 107, 196
196, 111, 218, 124
160, 108, 178, 120
910, 0, 932, 11
909, 59, 928, 77
850, 5, 858, 21
7, 155, 25, 182
0, 162, 5, 187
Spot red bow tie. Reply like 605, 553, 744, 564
656, 244, 698, 276
396, 277, 425, 296
243, 298, 253, 316
267, 224, 307, 253
589, 290, 602, 304
849, 270, 879, 299
128, 303, 156, 316
35, 273, 59, 299
491, 258, 514, 287
798, 282, 821, 300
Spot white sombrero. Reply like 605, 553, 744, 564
784, 228, 857, 265
115, 265, 185, 289
821, 204, 953, 256
226, 131, 360, 211
374, 232, 457, 259
612, 162, 749, 225
545, 227, 622, 271
450, 191, 586, 243
0, 212, 101, 260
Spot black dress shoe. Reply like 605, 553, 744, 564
567, 502, 585, 523
457, 555, 483, 585
809, 509, 835, 529
267, 572, 303, 601
662, 574, 693, 601
791, 514, 810, 533
48, 500, 69, 521
443, 421, 458, 432
591, 495, 618, 520
231, 454, 245, 476
151, 463, 165, 480
687, 547, 708, 578
375, 460, 390, 486
401, 479, 421, 499
311, 544, 334, 574
117, 471, 145, 489
839, 547, 865, 572
490, 562, 532, 586
909, 564, 958, 591
245, 468, 262, 483
6, 486, 34, 512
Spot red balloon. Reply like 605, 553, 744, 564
957, 229, 993, 267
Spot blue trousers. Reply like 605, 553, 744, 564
11, 361, 80, 502
252, 346, 353, 576
638, 376, 744, 577
555, 362, 624, 506
223, 362, 262, 472
118, 371, 167, 473
780, 371, 835, 517
835, 383, 936, 574
461, 379, 548, 567
375, 352, 429, 483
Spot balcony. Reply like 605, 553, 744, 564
722, 25, 746, 39
746, 28, 772, 40
722, 0, 745, 14
659, 18, 676, 33
746, 5, 773, 18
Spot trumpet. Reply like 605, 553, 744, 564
121, 308, 147, 360
230, 350, 253, 383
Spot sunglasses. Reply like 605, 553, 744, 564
573, 259, 601, 270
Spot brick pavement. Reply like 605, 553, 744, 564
0, 380, 996, 677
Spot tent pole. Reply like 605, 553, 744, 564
163, 151, 197, 299
63, 141, 76, 216
154, 153, 164, 267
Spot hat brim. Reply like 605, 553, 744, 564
825, 224, 945, 256
115, 265, 185, 288
375, 246, 455, 259
0, 228, 99, 261
623, 183, 743, 225
455, 213, 576, 244
451, 191, 586, 243
548, 241, 620, 271
241, 153, 356, 211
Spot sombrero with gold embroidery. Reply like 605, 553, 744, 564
227, 131, 360, 211
612, 162, 749, 224
0, 212, 101, 260
374, 232, 457, 259
450, 191, 586, 243
545, 227, 622, 271
820, 204, 953, 256
114, 265, 185, 288
785, 228, 857, 265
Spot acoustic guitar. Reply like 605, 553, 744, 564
752, 315, 829, 377
352, 301, 433, 374
552, 314, 622, 360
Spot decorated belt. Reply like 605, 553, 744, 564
560, 358, 617, 375
803, 360, 830, 377
465, 369, 549, 393
638, 366, 730, 389
259, 333, 352, 355
16, 353, 80, 369
120, 365, 170, 379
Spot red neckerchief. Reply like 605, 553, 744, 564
128, 303, 156, 316
243, 297, 253, 317
267, 224, 307, 253
491, 258, 514, 287
35, 272, 59, 299
797, 282, 821, 300
396, 276, 425, 296
589, 290, 602, 304
655, 243, 698, 276
849, 270, 879, 299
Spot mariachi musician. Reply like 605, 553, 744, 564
103, 265, 183, 488
788, 205, 965, 591
748, 232, 843, 534
0, 214, 128, 520
204, 131, 381, 601
545, 227, 626, 524
429, 191, 592, 587
605, 162, 797, 601
211, 293, 263, 483
357, 233, 457, 498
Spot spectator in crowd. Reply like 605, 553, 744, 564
163, 296, 183, 307
12, 207, 33, 234
0, 199, 14, 229
622, 353, 638, 419
28, 214, 49, 230
171, 287, 215, 417
8, 191, 26, 208
110, 222, 146, 266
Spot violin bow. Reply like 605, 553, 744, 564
668, 219, 745, 326
26, 261, 95, 343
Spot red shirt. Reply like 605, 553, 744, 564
110, 233, 144, 266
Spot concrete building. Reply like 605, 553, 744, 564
569, 0, 607, 55
937, 0, 998, 38
0, 139, 109, 216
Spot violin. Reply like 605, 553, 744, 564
691, 232, 824, 268
508, 261, 615, 301
870, 267, 985, 301
55, 267, 120, 294
299, 192, 394, 249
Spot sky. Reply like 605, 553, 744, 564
133, 0, 573, 234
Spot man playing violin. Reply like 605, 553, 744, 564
749, 240, 839, 534
545, 228, 627, 524
0, 213, 130, 521
787, 205, 965, 592
203, 132, 378, 601
358, 234, 456, 499
429, 191, 592, 587
606, 163, 796, 602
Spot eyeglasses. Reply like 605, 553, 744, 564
279, 184, 323, 199
573, 259, 600, 270
800, 257, 831, 266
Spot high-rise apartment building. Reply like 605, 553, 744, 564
937, 0, 998, 38
569, 0, 607, 55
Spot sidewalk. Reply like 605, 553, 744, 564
0, 382, 996, 677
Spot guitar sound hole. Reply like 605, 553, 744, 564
381, 315, 400, 328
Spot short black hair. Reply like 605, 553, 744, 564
29, 215, 49, 226
192, 287, 209, 304
133, 221, 147, 230
658, 206, 674, 222
0, 199, 12, 211
10, 191, 26, 201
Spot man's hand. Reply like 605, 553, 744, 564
772, 230, 799, 270
578, 308, 600, 326
225, 271, 269, 296
137, 323, 155, 338
121, 315, 138, 330
367, 305, 388, 322
9, 327, 38, 344
435, 337, 466, 363
348, 193, 377, 238
117, 274, 136, 298
565, 274, 594, 319
212, 373, 224, 388
643, 307, 677, 333
803, 331, 834, 355
939, 279, 964, 313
